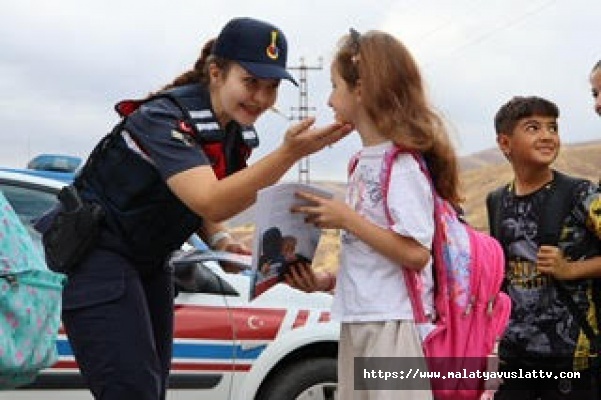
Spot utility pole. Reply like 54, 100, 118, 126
288, 57, 323, 184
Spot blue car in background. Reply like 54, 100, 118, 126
26, 154, 81, 173
0, 154, 80, 183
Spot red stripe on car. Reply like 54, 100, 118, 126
292, 310, 309, 329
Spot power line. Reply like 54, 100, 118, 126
421, 0, 557, 69
411, 0, 484, 43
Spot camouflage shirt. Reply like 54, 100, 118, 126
496, 173, 601, 369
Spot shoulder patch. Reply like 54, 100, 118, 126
171, 130, 195, 147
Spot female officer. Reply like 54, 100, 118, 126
39, 17, 350, 400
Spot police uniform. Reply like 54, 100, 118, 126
60, 83, 258, 400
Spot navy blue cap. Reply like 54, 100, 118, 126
213, 17, 297, 85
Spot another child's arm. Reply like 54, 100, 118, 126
537, 188, 601, 279
292, 191, 430, 270
537, 248, 601, 280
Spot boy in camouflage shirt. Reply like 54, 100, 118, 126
486, 96, 601, 399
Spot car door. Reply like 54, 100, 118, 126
171, 260, 239, 400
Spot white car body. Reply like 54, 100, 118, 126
0, 169, 340, 400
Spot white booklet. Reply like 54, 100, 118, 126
250, 182, 332, 298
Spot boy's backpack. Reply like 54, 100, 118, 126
486, 170, 586, 246
351, 146, 511, 399
0, 192, 66, 389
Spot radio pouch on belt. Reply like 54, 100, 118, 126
42, 185, 105, 273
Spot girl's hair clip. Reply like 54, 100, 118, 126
349, 28, 361, 45
349, 28, 361, 64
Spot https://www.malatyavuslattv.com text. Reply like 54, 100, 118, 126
362, 368, 580, 382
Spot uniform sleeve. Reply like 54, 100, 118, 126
386, 155, 435, 249
124, 97, 211, 180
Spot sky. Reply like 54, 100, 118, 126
1, 0, 599, 182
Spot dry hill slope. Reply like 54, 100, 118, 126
462, 140, 601, 230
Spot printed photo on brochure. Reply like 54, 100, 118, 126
250, 182, 332, 298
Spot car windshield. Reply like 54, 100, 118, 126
0, 181, 59, 247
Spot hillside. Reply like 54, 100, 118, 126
462, 140, 601, 230
230, 139, 601, 272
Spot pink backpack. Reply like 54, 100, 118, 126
350, 146, 511, 399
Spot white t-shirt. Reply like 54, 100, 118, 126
331, 141, 434, 322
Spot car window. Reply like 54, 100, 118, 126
0, 182, 58, 244
173, 262, 239, 296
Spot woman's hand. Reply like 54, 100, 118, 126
221, 241, 251, 255
284, 262, 336, 293
280, 117, 353, 159
214, 236, 252, 273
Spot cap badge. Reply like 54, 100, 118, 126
266, 30, 279, 60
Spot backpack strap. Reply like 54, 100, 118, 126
486, 185, 510, 294
555, 281, 601, 353
376, 144, 434, 324
538, 171, 583, 245
486, 185, 507, 239
538, 172, 601, 357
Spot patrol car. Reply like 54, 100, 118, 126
0, 153, 81, 184
0, 168, 339, 400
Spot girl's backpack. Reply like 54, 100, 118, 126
350, 146, 511, 399
0, 192, 66, 389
